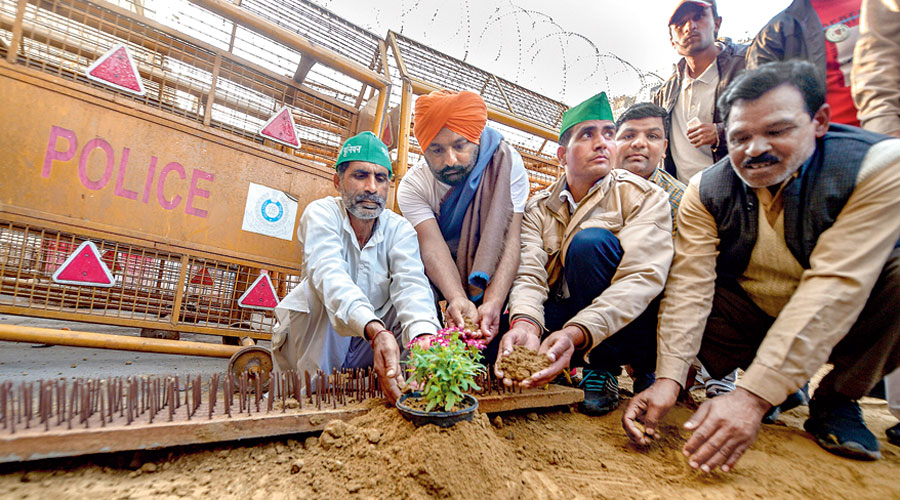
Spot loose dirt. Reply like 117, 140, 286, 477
496, 345, 550, 381
1, 377, 898, 500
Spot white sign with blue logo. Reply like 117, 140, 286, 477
241, 182, 299, 241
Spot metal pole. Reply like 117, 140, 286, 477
0, 325, 240, 358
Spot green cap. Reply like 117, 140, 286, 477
336, 131, 393, 175
559, 92, 614, 142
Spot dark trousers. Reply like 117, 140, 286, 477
699, 247, 900, 401
544, 228, 658, 374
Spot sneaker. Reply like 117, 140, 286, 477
762, 383, 810, 424
804, 396, 881, 460
578, 369, 619, 416
887, 423, 900, 446
632, 372, 655, 394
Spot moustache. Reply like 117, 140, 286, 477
351, 192, 386, 207
742, 153, 780, 168
440, 165, 468, 176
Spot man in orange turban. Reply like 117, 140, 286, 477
397, 90, 529, 353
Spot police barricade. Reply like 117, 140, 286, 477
0, 0, 391, 343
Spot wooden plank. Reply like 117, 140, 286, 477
0, 405, 369, 463
475, 384, 583, 413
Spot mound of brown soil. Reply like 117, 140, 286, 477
496, 345, 550, 381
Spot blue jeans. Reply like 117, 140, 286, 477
544, 228, 658, 374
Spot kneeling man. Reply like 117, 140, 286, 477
272, 132, 441, 403
624, 60, 900, 468
496, 92, 674, 415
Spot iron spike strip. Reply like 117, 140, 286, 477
98, 382, 105, 429
125, 378, 132, 426
266, 375, 273, 413
1, 382, 7, 430
194, 375, 200, 415
44, 382, 51, 431
167, 379, 175, 422
37, 380, 44, 426
23, 382, 30, 429
293, 372, 302, 410
280, 373, 286, 413
304, 371, 312, 405
81, 381, 89, 429
332, 369, 338, 409
210, 374, 218, 420
255, 375, 261, 413
315, 371, 321, 410
224, 374, 231, 418
9, 385, 14, 434
108, 378, 115, 424
184, 377, 190, 422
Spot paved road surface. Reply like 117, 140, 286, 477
0, 315, 271, 381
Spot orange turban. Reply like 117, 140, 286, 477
413, 90, 488, 149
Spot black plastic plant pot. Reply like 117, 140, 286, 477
396, 392, 478, 428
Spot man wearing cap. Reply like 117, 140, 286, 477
495, 93, 673, 416
397, 90, 528, 343
654, 0, 747, 184
623, 60, 900, 468
272, 131, 441, 404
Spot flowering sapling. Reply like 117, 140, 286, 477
404, 326, 486, 412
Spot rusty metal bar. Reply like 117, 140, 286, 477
202, 53, 222, 127
0, 324, 241, 358
170, 255, 190, 327
6, 0, 26, 64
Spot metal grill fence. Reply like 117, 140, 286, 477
0, 222, 301, 337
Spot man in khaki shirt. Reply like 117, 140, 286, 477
495, 92, 673, 416
623, 60, 900, 468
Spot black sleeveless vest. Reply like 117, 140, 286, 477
698, 124, 892, 280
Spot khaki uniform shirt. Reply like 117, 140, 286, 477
509, 170, 673, 353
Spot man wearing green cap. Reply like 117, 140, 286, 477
272, 131, 441, 404
495, 93, 674, 416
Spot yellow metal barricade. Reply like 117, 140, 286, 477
0, 0, 391, 340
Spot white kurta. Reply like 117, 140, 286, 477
272, 196, 440, 377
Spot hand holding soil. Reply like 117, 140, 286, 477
496, 345, 550, 382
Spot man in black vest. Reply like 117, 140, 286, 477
623, 60, 900, 470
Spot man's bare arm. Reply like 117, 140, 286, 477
413, 218, 476, 326
478, 212, 523, 338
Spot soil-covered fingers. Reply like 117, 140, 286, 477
522, 335, 572, 388
446, 298, 478, 329
622, 397, 651, 444
494, 328, 539, 380
623, 379, 679, 444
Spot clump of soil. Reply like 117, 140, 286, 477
496, 345, 550, 381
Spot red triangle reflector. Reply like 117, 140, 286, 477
85, 44, 146, 96
381, 120, 392, 146
190, 267, 215, 286
259, 106, 301, 148
237, 272, 279, 310
52, 241, 116, 287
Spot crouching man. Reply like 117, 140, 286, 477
623, 60, 900, 469
272, 132, 441, 404
495, 92, 674, 415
